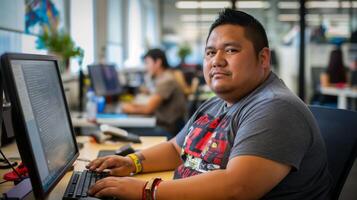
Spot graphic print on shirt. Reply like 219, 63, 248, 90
174, 113, 232, 179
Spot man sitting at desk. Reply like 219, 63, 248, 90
87, 9, 331, 199
121, 48, 187, 138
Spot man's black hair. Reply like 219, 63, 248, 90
143, 48, 170, 69
207, 8, 269, 56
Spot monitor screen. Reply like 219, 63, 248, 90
88, 64, 123, 96
0, 53, 78, 199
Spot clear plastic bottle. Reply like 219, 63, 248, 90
86, 89, 97, 122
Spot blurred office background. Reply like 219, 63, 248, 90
0, 0, 356, 199
1, 0, 357, 106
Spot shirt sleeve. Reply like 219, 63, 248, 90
155, 79, 175, 100
229, 99, 312, 170
175, 97, 220, 147
175, 119, 192, 147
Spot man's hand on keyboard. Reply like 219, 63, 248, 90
87, 176, 146, 199
86, 155, 135, 176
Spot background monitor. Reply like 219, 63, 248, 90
88, 64, 123, 97
0, 53, 79, 199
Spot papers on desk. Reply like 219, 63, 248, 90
96, 113, 156, 128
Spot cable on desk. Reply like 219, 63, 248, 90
0, 149, 23, 181
77, 158, 91, 162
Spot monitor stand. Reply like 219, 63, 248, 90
2, 178, 35, 200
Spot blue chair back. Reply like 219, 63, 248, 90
309, 106, 357, 200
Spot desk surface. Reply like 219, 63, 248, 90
0, 136, 173, 200
320, 86, 357, 97
320, 86, 357, 109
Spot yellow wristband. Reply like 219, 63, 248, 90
127, 153, 142, 174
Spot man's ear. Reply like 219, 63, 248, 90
259, 47, 271, 70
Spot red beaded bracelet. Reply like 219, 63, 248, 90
152, 179, 163, 200
142, 178, 162, 200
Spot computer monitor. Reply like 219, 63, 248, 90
0, 53, 79, 199
88, 64, 123, 97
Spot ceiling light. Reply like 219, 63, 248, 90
200, 1, 231, 9
341, 1, 357, 8
175, 1, 199, 9
306, 1, 339, 9
175, 1, 231, 9
278, 2, 300, 9
180, 14, 217, 22
278, 14, 299, 22
278, 14, 349, 22
236, 1, 270, 9
277, 1, 357, 9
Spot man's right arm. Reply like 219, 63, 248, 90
140, 138, 182, 172
86, 138, 182, 175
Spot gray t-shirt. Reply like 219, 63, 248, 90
175, 72, 331, 199
153, 70, 187, 134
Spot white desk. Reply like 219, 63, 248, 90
71, 112, 156, 128
320, 86, 357, 109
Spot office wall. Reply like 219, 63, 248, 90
0, 0, 67, 55
0, 0, 24, 32
94, 0, 108, 64
70, 0, 94, 72
106, 0, 124, 66
94, 0, 124, 66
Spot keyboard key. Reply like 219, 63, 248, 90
72, 173, 80, 184
82, 171, 92, 197
75, 171, 87, 197
67, 183, 76, 197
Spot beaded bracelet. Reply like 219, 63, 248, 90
152, 179, 163, 200
142, 178, 162, 200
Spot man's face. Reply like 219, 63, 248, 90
203, 24, 269, 104
144, 57, 159, 77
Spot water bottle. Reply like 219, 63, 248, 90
86, 89, 97, 122
96, 96, 106, 113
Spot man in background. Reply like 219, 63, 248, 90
122, 49, 187, 139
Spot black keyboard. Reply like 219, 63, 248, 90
63, 170, 114, 200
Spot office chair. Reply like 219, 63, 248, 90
309, 106, 357, 200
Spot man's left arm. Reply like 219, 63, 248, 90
122, 78, 175, 115
121, 94, 162, 115
157, 155, 291, 200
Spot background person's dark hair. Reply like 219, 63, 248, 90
143, 48, 170, 69
326, 47, 347, 83
207, 8, 269, 57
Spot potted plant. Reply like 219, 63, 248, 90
36, 30, 84, 73
178, 44, 192, 65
